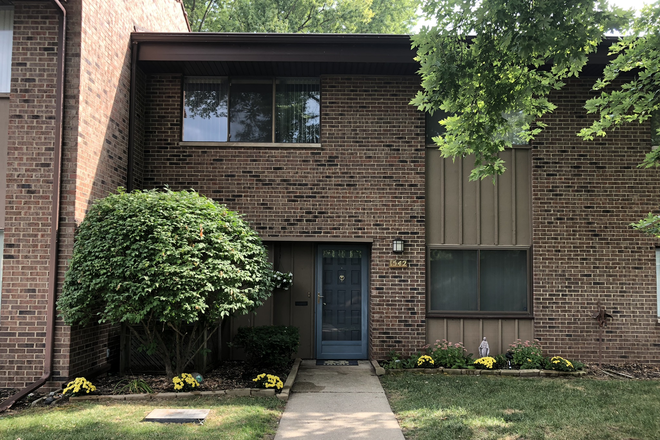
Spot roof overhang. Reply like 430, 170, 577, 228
130, 32, 621, 78
131, 32, 419, 77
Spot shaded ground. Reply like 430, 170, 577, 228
0, 360, 291, 414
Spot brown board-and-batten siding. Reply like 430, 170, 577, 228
426, 146, 534, 357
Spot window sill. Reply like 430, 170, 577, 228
179, 141, 322, 148
426, 312, 533, 319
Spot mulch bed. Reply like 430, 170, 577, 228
2, 361, 659, 415
0, 360, 291, 415
588, 363, 660, 380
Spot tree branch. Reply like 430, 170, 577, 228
199, 0, 216, 32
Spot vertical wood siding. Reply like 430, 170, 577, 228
230, 242, 315, 360
427, 317, 534, 357
426, 147, 531, 246
426, 147, 533, 355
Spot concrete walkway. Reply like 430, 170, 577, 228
274, 360, 405, 440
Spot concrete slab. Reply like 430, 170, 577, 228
292, 360, 383, 394
143, 408, 210, 424
276, 360, 405, 439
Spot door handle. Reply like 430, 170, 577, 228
317, 292, 323, 304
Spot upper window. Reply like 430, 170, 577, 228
498, 110, 530, 145
429, 248, 529, 313
425, 110, 530, 146
425, 110, 449, 145
183, 77, 320, 144
0, 7, 14, 93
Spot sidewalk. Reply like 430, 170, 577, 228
274, 360, 405, 439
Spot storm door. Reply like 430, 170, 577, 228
315, 245, 369, 359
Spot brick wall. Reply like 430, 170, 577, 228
141, 75, 427, 359
0, 0, 188, 390
62, 0, 188, 381
533, 77, 660, 363
0, 3, 60, 389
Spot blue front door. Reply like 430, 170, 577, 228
315, 245, 369, 359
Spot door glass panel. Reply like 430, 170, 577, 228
321, 249, 363, 341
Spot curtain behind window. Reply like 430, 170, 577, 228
276, 78, 320, 143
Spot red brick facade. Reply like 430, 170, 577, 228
140, 75, 428, 360
135, 71, 660, 364
0, 2, 61, 390
2, 14, 659, 394
0, 0, 188, 390
533, 77, 660, 363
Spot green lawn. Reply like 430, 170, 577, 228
381, 373, 660, 440
0, 396, 284, 440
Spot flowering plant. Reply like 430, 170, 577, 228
62, 377, 96, 397
416, 355, 435, 368
547, 356, 575, 372
172, 373, 199, 392
509, 339, 543, 369
429, 339, 471, 369
473, 356, 497, 370
252, 373, 284, 390
273, 271, 293, 290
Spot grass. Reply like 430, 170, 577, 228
381, 373, 660, 440
0, 396, 284, 440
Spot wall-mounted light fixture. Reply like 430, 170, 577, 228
393, 239, 404, 254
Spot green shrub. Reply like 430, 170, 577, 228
382, 351, 419, 370
58, 188, 277, 377
509, 339, 544, 369
234, 326, 299, 369
113, 378, 153, 395
429, 340, 471, 368
494, 354, 509, 369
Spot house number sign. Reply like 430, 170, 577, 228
389, 260, 408, 268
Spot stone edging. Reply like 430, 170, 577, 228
278, 358, 302, 402
70, 358, 303, 404
371, 361, 587, 377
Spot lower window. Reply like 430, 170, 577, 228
429, 248, 528, 312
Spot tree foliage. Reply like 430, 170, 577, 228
580, 2, 660, 237
412, 0, 628, 180
58, 189, 277, 376
183, 0, 420, 33
578, 3, 660, 168
416, 0, 660, 237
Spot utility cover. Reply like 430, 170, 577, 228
144, 409, 210, 424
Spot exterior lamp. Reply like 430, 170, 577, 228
392, 239, 404, 254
